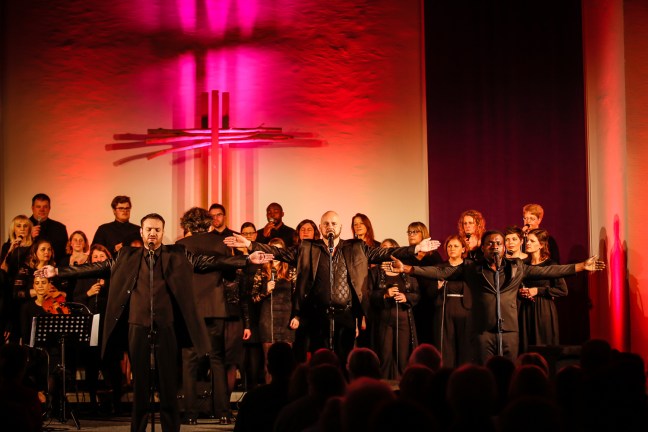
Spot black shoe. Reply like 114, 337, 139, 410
219, 416, 231, 425
185, 418, 198, 425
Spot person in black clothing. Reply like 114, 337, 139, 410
255, 202, 296, 247
227, 211, 439, 368
37, 213, 272, 432
386, 230, 604, 364
92, 196, 141, 257
29, 193, 68, 263
176, 207, 239, 425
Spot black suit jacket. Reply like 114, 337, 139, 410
252, 239, 416, 317
57, 244, 247, 356
411, 258, 576, 333
176, 231, 236, 319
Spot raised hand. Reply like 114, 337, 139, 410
382, 256, 406, 273
415, 238, 441, 253
583, 255, 606, 272
34, 265, 57, 278
248, 251, 274, 264
224, 233, 251, 249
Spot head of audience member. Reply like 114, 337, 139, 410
504, 226, 526, 257
266, 202, 285, 226
481, 230, 506, 265
89, 244, 112, 263
485, 355, 516, 413
427, 367, 454, 430
140, 213, 165, 250
341, 378, 396, 432
522, 203, 544, 231
66, 230, 89, 256
457, 209, 486, 243
208, 203, 227, 232
408, 343, 442, 372
346, 348, 381, 381
369, 399, 437, 432
351, 213, 378, 246
554, 365, 584, 413
406, 221, 429, 246
444, 234, 467, 262
266, 238, 289, 279
31, 193, 52, 223
399, 364, 435, 407
526, 228, 551, 261
310, 348, 340, 368
28, 238, 55, 269
295, 219, 320, 244
8, 215, 33, 246
508, 365, 553, 402
517, 352, 550, 376
267, 341, 295, 381
320, 211, 342, 241
180, 207, 212, 236
446, 365, 497, 424
308, 364, 346, 403
580, 339, 611, 376
111, 195, 133, 223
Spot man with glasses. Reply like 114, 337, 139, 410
92, 195, 141, 256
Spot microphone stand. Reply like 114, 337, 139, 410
439, 280, 448, 359
493, 252, 503, 356
327, 234, 335, 353
147, 244, 157, 432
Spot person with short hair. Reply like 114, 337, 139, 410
92, 195, 141, 256
256, 202, 296, 246
29, 193, 68, 262
37, 213, 272, 432
387, 230, 604, 364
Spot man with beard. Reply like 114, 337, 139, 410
385, 230, 605, 364
37, 213, 272, 432
226, 211, 438, 366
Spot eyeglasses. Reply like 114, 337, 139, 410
115, 207, 131, 211
241, 231, 256, 237
406, 230, 422, 235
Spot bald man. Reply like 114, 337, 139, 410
226, 211, 438, 365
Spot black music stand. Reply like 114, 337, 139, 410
30, 314, 100, 430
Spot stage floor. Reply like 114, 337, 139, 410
43, 415, 235, 431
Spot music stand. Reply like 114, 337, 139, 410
30, 314, 100, 430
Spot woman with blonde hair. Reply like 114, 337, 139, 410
1, 215, 33, 272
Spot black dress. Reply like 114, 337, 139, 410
370, 268, 419, 379
251, 267, 297, 344
518, 259, 568, 353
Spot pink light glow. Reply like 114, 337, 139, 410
177, 0, 197, 31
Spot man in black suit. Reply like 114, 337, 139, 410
37, 213, 271, 432
29, 193, 68, 262
92, 195, 141, 256
177, 207, 236, 425
387, 230, 604, 364
226, 210, 439, 366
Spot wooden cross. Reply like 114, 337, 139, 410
106, 90, 323, 211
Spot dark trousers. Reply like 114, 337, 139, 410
475, 330, 518, 364
376, 308, 411, 379
129, 324, 179, 432
433, 298, 472, 367
309, 311, 356, 368
182, 318, 228, 418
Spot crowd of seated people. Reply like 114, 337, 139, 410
0, 194, 635, 429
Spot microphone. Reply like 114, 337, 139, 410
493, 248, 502, 269
271, 267, 277, 282
327, 232, 334, 253
36, 217, 42, 226
268, 217, 275, 224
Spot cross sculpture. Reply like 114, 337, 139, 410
106, 90, 323, 213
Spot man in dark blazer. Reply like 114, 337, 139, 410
176, 207, 236, 425
38, 213, 271, 432
226, 210, 439, 366
387, 230, 604, 364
